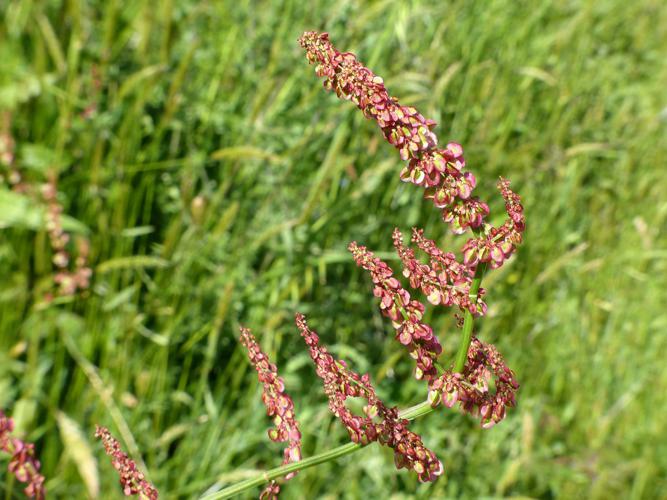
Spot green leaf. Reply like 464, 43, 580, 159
20, 144, 59, 173
0, 187, 43, 230
0, 187, 89, 233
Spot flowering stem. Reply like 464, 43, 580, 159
208, 236, 488, 500
201, 400, 435, 499
453, 261, 487, 373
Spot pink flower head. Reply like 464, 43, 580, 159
95, 426, 158, 499
239, 327, 302, 498
0, 411, 45, 499
296, 314, 443, 482
348, 242, 442, 381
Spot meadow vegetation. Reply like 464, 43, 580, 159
1, 0, 666, 498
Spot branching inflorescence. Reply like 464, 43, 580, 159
298, 30, 523, 424
0, 29, 526, 500
349, 242, 443, 382
429, 338, 520, 429
226, 31, 526, 499
296, 313, 443, 481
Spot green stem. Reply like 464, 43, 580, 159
399, 399, 435, 419
453, 261, 487, 373
201, 400, 435, 499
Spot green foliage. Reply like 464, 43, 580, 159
1, 0, 666, 498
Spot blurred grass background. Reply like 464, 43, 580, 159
1, 0, 666, 498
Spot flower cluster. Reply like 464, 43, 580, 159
239, 328, 302, 500
296, 314, 443, 482
0, 112, 26, 192
94, 426, 158, 500
348, 242, 441, 381
428, 338, 519, 429
220, 31, 526, 498
0, 410, 46, 499
41, 177, 92, 297
394, 228, 487, 316
0, 112, 92, 299
298, 32, 437, 162
298, 32, 490, 235
461, 178, 525, 269
299, 31, 526, 251
301, 30, 523, 428
414, 145, 490, 235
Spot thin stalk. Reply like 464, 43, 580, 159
201, 400, 435, 499
453, 261, 487, 373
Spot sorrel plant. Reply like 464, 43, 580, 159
204, 31, 525, 499
0, 30, 525, 500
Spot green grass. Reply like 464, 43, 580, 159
1, 0, 666, 498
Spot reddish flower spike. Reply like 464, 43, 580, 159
240, 327, 302, 498
95, 426, 158, 500
428, 338, 519, 428
348, 242, 441, 381
41, 177, 92, 297
299, 31, 490, 234
300, 32, 525, 275
460, 178, 526, 270
0, 411, 45, 500
295, 314, 443, 482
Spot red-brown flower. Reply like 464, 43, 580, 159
299, 31, 490, 235
348, 242, 442, 381
428, 338, 519, 428
296, 314, 443, 482
95, 426, 158, 500
240, 328, 302, 499
0, 411, 45, 500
